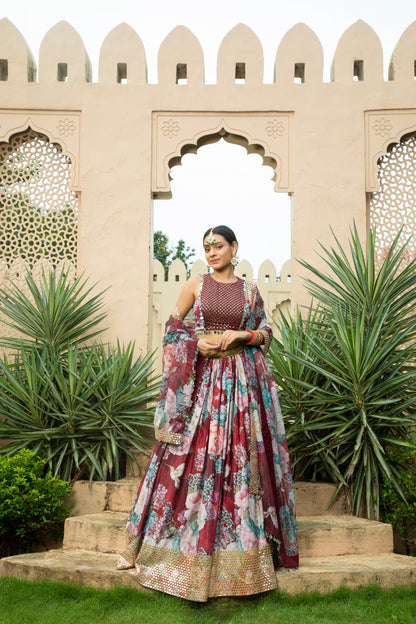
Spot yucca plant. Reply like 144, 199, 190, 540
269, 225, 416, 518
0, 269, 159, 482
0, 268, 107, 355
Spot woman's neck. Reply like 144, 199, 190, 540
210, 267, 237, 283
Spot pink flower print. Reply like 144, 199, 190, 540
152, 484, 168, 510
208, 420, 224, 457
235, 484, 249, 521
180, 526, 198, 554
234, 443, 248, 469
184, 490, 203, 522
164, 388, 176, 414
147, 514, 166, 541
194, 447, 206, 472
239, 523, 258, 550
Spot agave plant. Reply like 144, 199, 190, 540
269, 225, 416, 518
0, 269, 159, 482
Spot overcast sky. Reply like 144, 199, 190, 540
3, 0, 416, 274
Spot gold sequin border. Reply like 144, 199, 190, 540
132, 542, 277, 602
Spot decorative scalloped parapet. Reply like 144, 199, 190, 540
190, 259, 207, 276
152, 258, 165, 283
274, 23, 323, 84
0, 18, 36, 82
217, 24, 263, 85
152, 111, 293, 197
365, 109, 416, 191
39, 21, 92, 83
235, 259, 254, 281
389, 21, 416, 82
98, 23, 147, 84
158, 26, 204, 85
168, 257, 187, 282
331, 20, 383, 83
258, 259, 277, 283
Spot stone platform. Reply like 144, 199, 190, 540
1, 480, 416, 595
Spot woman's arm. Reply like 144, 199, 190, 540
171, 275, 201, 320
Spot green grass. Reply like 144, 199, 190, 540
1, 577, 416, 623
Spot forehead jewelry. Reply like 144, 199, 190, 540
206, 228, 217, 245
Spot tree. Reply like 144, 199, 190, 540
153, 230, 195, 278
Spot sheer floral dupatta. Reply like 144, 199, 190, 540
154, 316, 199, 446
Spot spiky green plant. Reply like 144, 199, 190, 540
0, 270, 159, 482
0, 268, 107, 354
269, 225, 416, 518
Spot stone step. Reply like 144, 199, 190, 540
63, 512, 393, 558
1, 549, 416, 595
68, 479, 348, 516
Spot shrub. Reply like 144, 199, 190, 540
380, 445, 416, 555
0, 449, 72, 557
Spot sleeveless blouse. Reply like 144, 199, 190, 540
199, 273, 245, 331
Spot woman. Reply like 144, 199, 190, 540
117, 225, 298, 601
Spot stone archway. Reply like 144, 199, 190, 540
151, 111, 293, 198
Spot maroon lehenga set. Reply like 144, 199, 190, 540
117, 274, 298, 601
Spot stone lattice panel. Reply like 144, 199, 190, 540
369, 133, 416, 267
0, 128, 78, 268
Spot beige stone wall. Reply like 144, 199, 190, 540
1, 17, 416, 352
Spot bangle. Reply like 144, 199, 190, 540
246, 330, 255, 344
245, 330, 263, 346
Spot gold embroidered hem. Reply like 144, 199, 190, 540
130, 543, 278, 602
154, 428, 183, 445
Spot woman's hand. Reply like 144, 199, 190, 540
197, 339, 220, 357
217, 330, 251, 351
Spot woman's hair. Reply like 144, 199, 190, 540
203, 225, 238, 245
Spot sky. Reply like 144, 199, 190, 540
3, 0, 416, 275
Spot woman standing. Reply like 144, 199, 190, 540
117, 225, 298, 601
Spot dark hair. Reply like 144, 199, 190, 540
203, 225, 238, 245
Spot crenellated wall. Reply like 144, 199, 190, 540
1, 17, 416, 352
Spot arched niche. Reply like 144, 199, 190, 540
0, 110, 80, 189
365, 110, 416, 192
331, 20, 383, 83
0, 18, 36, 83
99, 23, 147, 84
152, 111, 292, 198
158, 26, 204, 85
389, 21, 416, 82
39, 21, 92, 84
274, 23, 323, 84
217, 23, 263, 85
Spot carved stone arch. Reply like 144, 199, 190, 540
365, 110, 416, 191
0, 18, 36, 82
217, 24, 263, 85
152, 112, 293, 198
274, 23, 323, 84
389, 21, 416, 82
158, 26, 204, 85
99, 23, 147, 84
331, 20, 383, 83
39, 20, 92, 83
0, 111, 80, 190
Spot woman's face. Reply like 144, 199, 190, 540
203, 234, 237, 271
